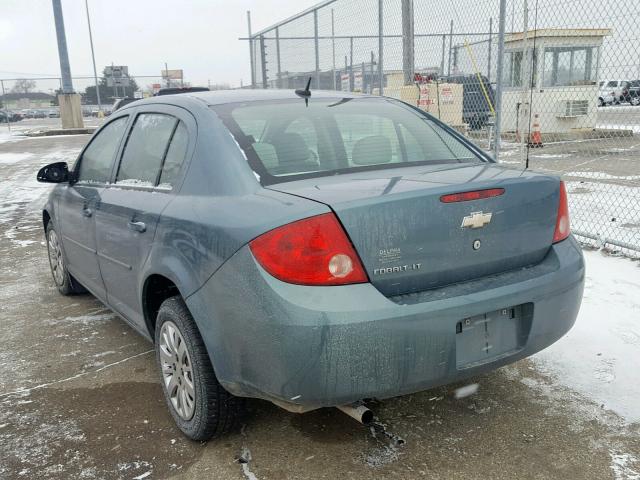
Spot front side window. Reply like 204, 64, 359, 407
212, 97, 482, 185
116, 113, 177, 186
76, 116, 128, 183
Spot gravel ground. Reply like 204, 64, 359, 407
0, 131, 638, 480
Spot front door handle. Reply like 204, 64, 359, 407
128, 221, 146, 233
82, 208, 93, 218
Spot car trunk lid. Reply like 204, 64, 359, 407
268, 163, 560, 297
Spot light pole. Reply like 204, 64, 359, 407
52, 0, 73, 94
51, 0, 83, 128
85, 0, 102, 113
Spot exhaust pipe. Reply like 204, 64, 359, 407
336, 402, 373, 425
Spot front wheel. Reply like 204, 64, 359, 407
631, 96, 640, 106
45, 223, 86, 295
155, 296, 243, 440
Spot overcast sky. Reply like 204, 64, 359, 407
0, 0, 317, 88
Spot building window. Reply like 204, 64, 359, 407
542, 46, 598, 87
503, 49, 538, 88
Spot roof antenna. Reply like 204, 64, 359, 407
295, 77, 312, 106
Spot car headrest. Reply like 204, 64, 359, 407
272, 132, 312, 165
251, 142, 278, 169
352, 135, 392, 165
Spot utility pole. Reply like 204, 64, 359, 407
331, 9, 336, 90
52, 0, 73, 94
401, 0, 415, 86
247, 11, 255, 88
84, 0, 102, 113
378, 0, 384, 95
493, 0, 507, 160
112, 61, 118, 98
52, 0, 83, 128
1, 80, 10, 132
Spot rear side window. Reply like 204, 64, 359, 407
77, 116, 128, 183
158, 121, 189, 188
116, 113, 177, 186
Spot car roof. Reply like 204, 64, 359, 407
123, 89, 370, 109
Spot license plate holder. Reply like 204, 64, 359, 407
455, 305, 525, 369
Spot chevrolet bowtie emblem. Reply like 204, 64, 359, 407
461, 211, 493, 229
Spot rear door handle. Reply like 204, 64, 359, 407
82, 208, 93, 218
128, 221, 146, 233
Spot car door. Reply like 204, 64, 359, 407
58, 115, 129, 298
95, 106, 194, 329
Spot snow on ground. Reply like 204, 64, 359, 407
0, 147, 80, 225
596, 124, 640, 134
0, 128, 26, 145
566, 181, 640, 250
567, 171, 640, 181
610, 452, 640, 480
532, 249, 640, 423
0, 152, 33, 164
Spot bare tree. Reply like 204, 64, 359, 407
10, 79, 37, 94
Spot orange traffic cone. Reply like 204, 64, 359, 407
528, 114, 543, 148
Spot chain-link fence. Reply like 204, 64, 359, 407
246, 0, 640, 257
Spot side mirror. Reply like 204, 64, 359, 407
37, 162, 69, 183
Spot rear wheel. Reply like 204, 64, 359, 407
45, 223, 86, 295
631, 96, 640, 106
155, 296, 243, 440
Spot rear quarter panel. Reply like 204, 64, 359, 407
142, 106, 330, 298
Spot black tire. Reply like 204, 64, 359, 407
45, 222, 86, 295
154, 296, 243, 440
598, 97, 605, 107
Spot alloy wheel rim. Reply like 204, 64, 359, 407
159, 321, 196, 420
47, 230, 65, 286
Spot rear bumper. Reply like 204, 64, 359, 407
187, 236, 584, 407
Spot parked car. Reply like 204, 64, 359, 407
0, 110, 22, 122
30, 109, 47, 119
48, 109, 60, 118
155, 86, 209, 96
442, 74, 495, 129
598, 80, 630, 106
622, 80, 640, 106
112, 97, 140, 111
8, 110, 23, 121
37, 90, 585, 440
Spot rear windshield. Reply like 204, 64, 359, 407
212, 97, 484, 185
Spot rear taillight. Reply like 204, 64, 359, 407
553, 181, 570, 243
249, 213, 368, 286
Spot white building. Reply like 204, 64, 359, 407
500, 28, 611, 137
